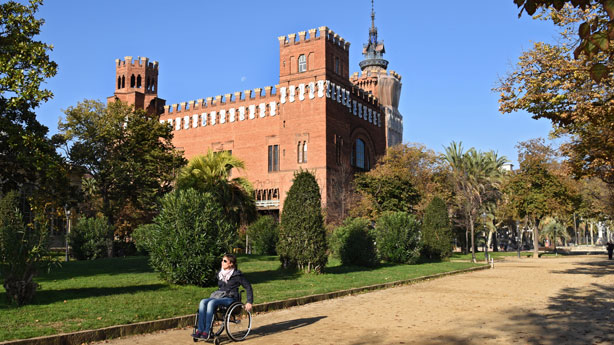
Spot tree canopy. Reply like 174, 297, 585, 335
59, 100, 186, 236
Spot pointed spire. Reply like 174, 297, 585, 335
359, 0, 388, 72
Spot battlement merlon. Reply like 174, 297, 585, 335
277, 26, 351, 49
160, 86, 279, 115
350, 69, 402, 82
115, 56, 159, 70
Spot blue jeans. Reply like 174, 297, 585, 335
197, 297, 234, 333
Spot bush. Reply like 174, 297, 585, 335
278, 170, 327, 273
69, 216, 112, 260
0, 192, 53, 305
248, 215, 278, 255
330, 218, 377, 267
421, 197, 453, 260
133, 188, 236, 286
375, 211, 421, 264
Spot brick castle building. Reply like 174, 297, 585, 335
108, 10, 403, 219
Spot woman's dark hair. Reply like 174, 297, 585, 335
224, 253, 237, 269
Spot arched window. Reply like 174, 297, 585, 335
298, 54, 307, 73
303, 141, 307, 163
136, 75, 142, 88
146, 78, 150, 91
117, 77, 121, 89
130, 74, 135, 88
352, 138, 368, 170
121, 75, 125, 88
152, 79, 156, 92
297, 142, 302, 163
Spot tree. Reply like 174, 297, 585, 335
330, 217, 378, 267
278, 170, 327, 273
443, 142, 507, 262
421, 197, 453, 260
498, 5, 614, 184
514, 1, 614, 81
247, 215, 278, 255
133, 188, 234, 286
0, 0, 66, 197
0, 191, 54, 305
59, 100, 186, 241
540, 217, 571, 254
504, 139, 576, 258
176, 150, 256, 226
375, 211, 422, 264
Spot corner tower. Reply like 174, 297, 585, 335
350, 1, 403, 147
107, 56, 166, 115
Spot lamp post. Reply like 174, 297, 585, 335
64, 205, 71, 262
516, 221, 521, 259
482, 212, 489, 262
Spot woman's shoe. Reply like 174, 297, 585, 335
191, 330, 202, 338
200, 331, 209, 340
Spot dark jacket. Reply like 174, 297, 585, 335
217, 269, 253, 304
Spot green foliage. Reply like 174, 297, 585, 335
69, 216, 113, 260
330, 218, 378, 267
0, 191, 53, 305
176, 151, 256, 226
133, 188, 235, 286
354, 172, 421, 219
248, 216, 278, 255
59, 100, 186, 236
278, 170, 327, 273
375, 211, 422, 264
421, 197, 453, 260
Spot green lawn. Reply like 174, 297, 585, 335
0, 255, 481, 341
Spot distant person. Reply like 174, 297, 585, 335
607, 242, 614, 260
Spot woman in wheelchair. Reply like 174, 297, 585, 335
193, 254, 253, 340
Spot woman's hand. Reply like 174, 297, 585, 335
245, 303, 252, 312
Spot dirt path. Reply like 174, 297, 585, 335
94, 256, 614, 345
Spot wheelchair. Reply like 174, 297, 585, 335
192, 291, 252, 344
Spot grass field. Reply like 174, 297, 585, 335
0, 255, 481, 341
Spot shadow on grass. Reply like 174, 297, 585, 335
245, 316, 326, 340
36, 256, 154, 282
0, 283, 167, 309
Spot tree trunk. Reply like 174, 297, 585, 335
469, 213, 476, 263
533, 219, 540, 259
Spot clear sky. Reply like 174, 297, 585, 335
33, 0, 560, 166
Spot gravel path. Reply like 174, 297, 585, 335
93, 256, 614, 345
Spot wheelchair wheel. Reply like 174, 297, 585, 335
225, 303, 252, 341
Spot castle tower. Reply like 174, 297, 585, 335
107, 56, 166, 115
351, 1, 403, 147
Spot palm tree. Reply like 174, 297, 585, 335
444, 142, 507, 263
541, 217, 571, 255
176, 150, 257, 225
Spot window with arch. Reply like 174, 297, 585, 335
334, 57, 340, 74
117, 77, 121, 89
130, 74, 135, 88
351, 138, 370, 171
136, 75, 142, 88
298, 54, 307, 73
121, 75, 125, 88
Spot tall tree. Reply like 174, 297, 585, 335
278, 170, 327, 273
176, 150, 256, 226
0, 0, 60, 194
498, 5, 614, 185
59, 100, 186, 239
504, 139, 576, 258
444, 142, 507, 262
352, 143, 448, 220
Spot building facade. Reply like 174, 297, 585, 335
108, 22, 400, 218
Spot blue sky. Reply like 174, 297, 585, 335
34, 0, 560, 166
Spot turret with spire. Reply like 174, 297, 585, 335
351, 0, 404, 147
359, 0, 388, 72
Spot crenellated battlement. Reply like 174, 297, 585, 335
115, 56, 159, 70
278, 26, 350, 51
350, 69, 401, 82
162, 85, 279, 115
